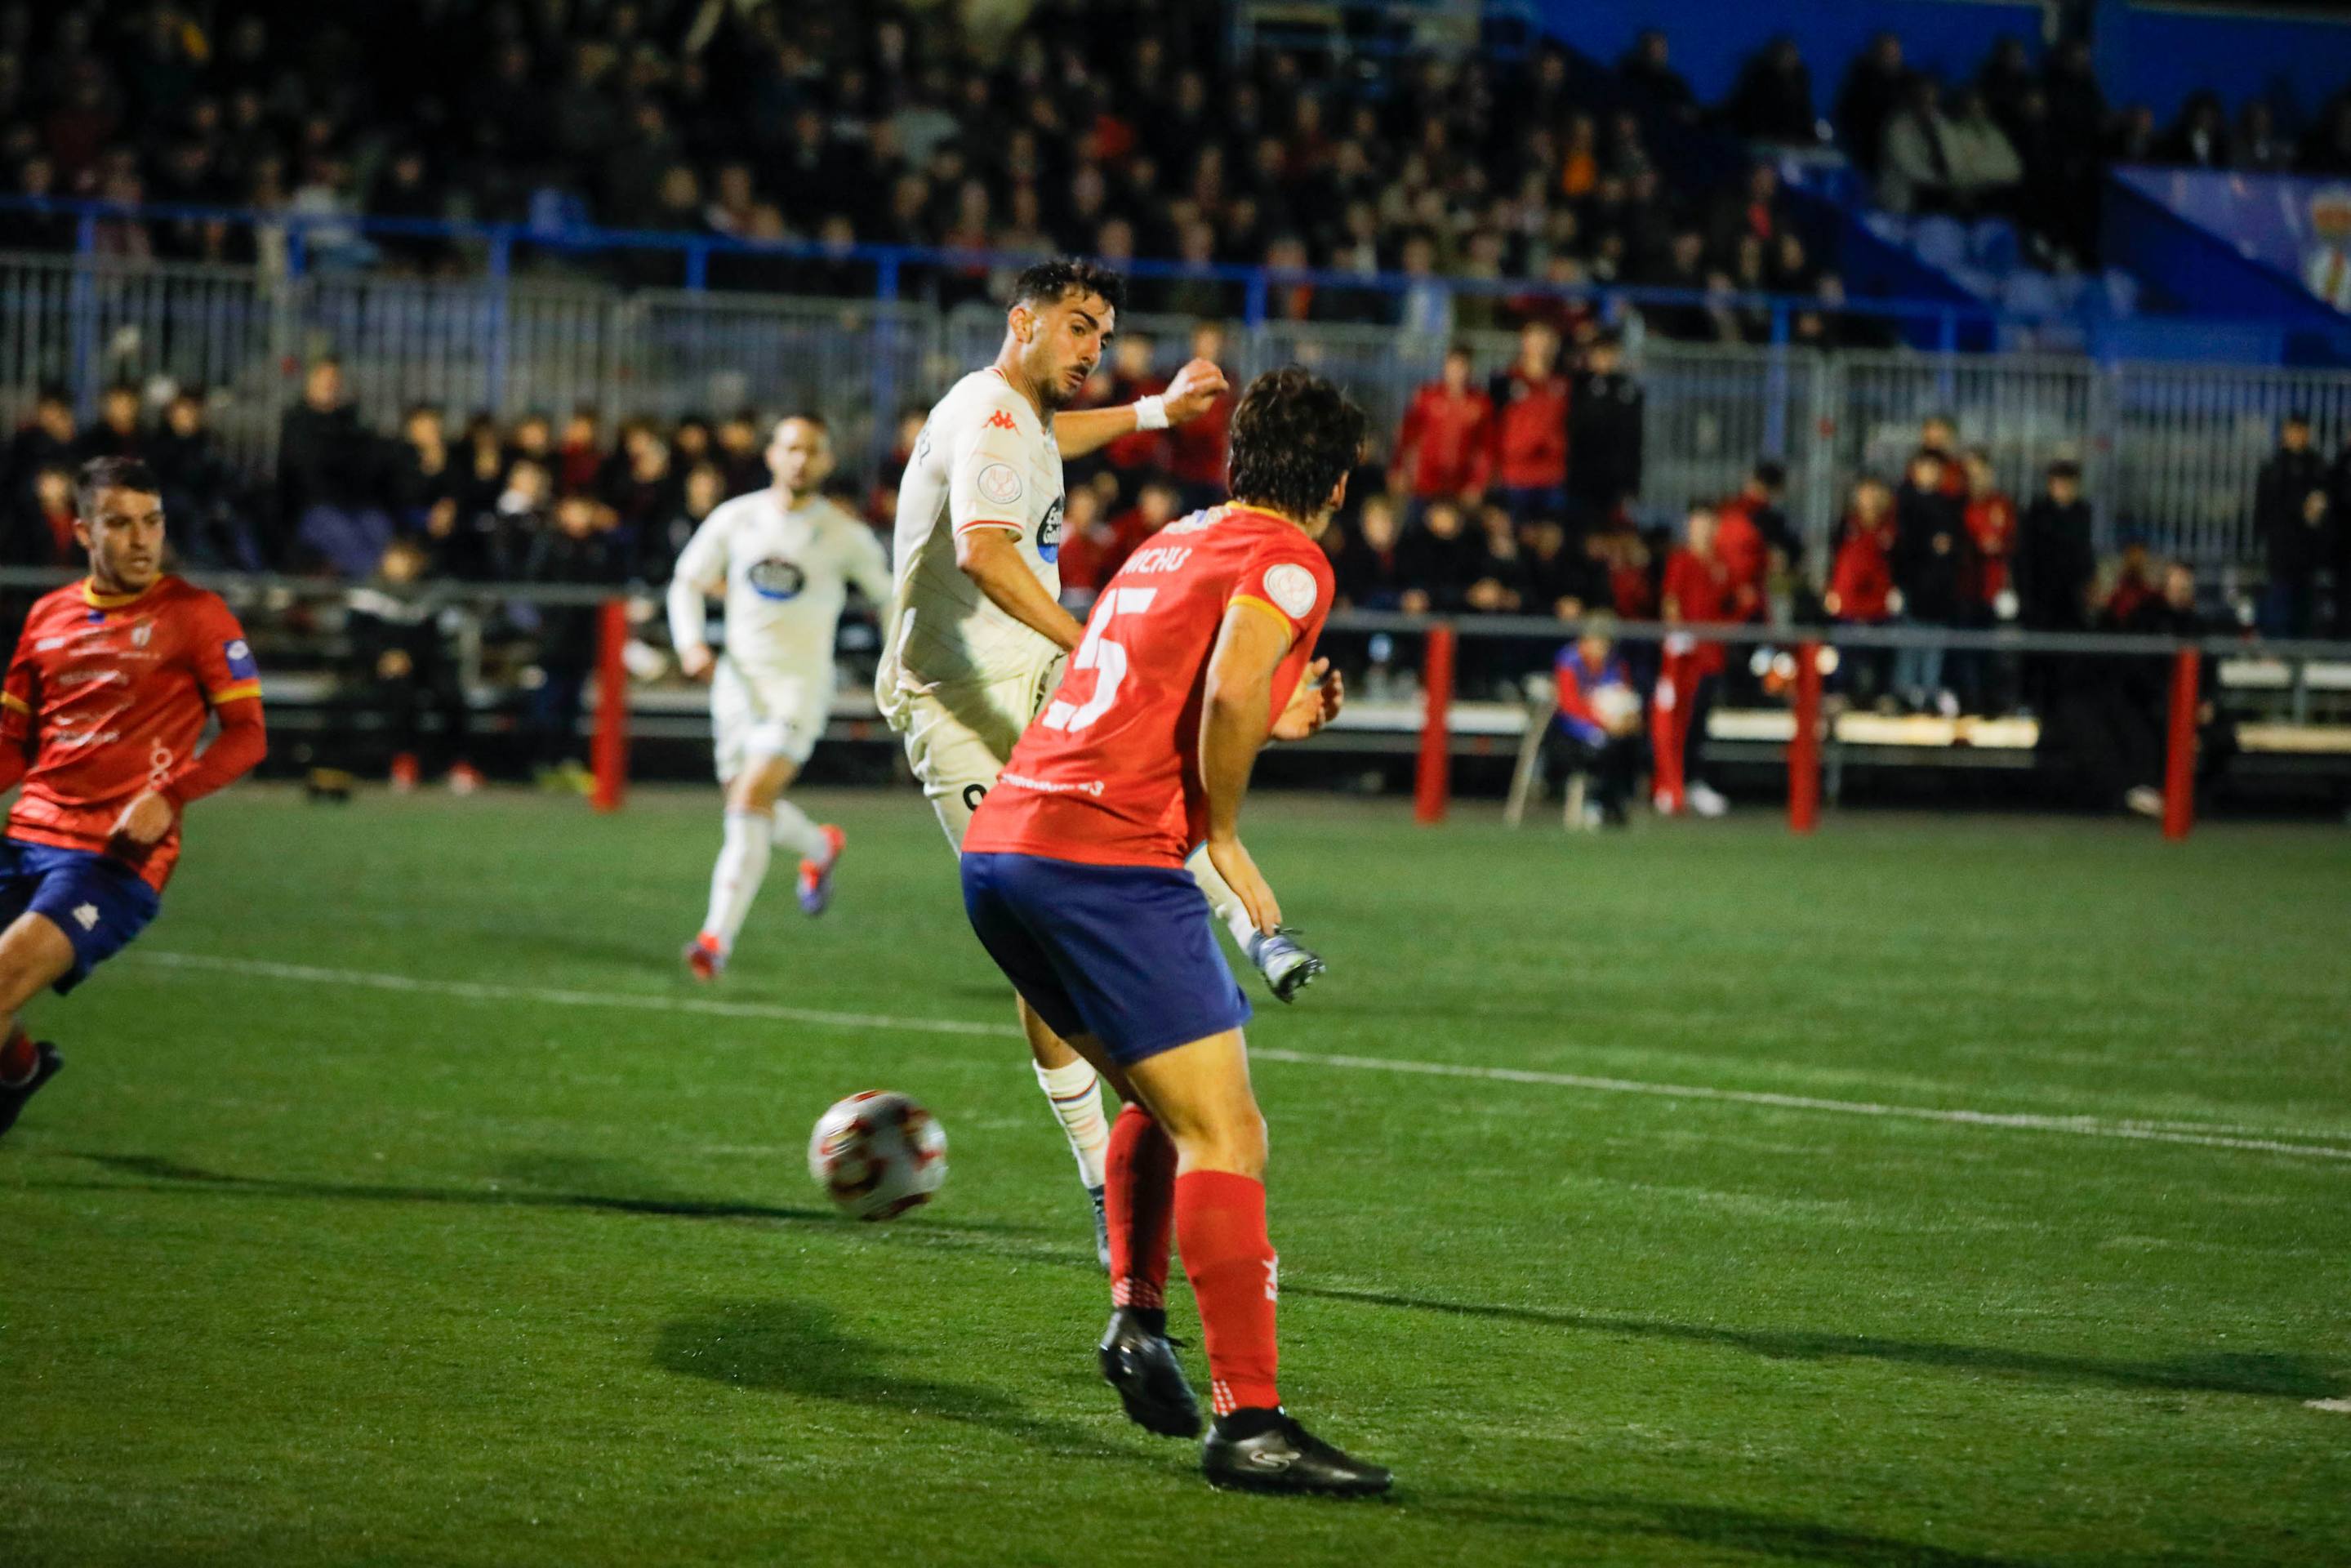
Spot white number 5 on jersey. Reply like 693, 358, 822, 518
1042, 586, 1158, 733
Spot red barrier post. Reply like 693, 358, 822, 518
1788, 639, 1822, 835
1414, 622, 1457, 825
590, 597, 630, 813
2162, 645, 2198, 841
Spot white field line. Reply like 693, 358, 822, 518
134, 951, 2351, 1165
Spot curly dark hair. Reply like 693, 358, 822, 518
1227, 368, 1367, 522
74, 456, 161, 517
1008, 257, 1126, 314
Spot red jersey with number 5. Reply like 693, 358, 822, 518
964, 505, 1334, 869
2, 576, 262, 889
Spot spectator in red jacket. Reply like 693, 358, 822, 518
1098, 332, 1170, 478
1392, 345, 1494, 512
1489, 319, 1570, 526
1052, 486, 1117, 612
1712, 462, 1788, 624
1960, 448, 2020, 712
1096, 478, 1182, 587
1917, 413, 1969, 497
1165, 321, 1234, 513
2099, 537, 2157, 626
1655, 505, 1734, 817
1961, 449, 2018, 614
1825, 475, 1898, 706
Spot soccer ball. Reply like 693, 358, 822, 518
1592, 684, 1642, 729
808, 1091, 948, 1220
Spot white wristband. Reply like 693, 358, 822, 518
1133, 394, 1169, 432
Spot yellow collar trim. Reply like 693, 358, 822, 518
81, 578, 160, 610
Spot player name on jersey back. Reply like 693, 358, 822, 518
880, 369, 1067, 699
961, 506, 1334, 869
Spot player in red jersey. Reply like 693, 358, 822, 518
960, 369, 1389, 1496
0, 458, 267, 1141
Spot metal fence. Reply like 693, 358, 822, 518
7, 252, 2351, 572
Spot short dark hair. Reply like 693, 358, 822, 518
75, 456, 160, 518
774, 412, 830, 438
2047, 458, 2082, 480
1009, 257, 1125, 314
1753, 460, 1787, 489
1226, 368, 1367, 521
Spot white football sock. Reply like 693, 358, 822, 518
768, 796, 829, 861
702, 809, 773, 950
1035, 1058, 1110, 1189
1185, 844, 1264, 954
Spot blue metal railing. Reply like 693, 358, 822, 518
0, 191, 2008, 350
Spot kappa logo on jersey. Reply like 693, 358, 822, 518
1262, 563, 1320, 619
976, 461, 1024, 508
1035, 495, 1065, 564
746, 558, 807, 600
224, 638, 258, 680
984, 410, 1018, 431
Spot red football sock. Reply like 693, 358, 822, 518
0, 1027, 34, 1085
1174, 1169, 1280, 1415
1106, 1103, 1174, 1312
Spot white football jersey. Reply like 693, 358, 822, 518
666, 490, 892, 678
878, 368, 1066, 703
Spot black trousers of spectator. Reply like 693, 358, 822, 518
1542, 727, 1641, 817
2040, 657, 2185, 810
528, 659, 592, 769
329, 665, 473, 775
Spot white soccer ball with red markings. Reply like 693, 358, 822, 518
808, 1090, 947, 1221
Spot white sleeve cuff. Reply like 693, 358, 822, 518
1133, 394, 1169, 432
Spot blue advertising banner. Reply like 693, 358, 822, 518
2115, 167, 2351, 314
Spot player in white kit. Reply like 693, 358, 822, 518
875, 260, 1326, 1262
671, 415, 891, 979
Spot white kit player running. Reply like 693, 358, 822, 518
671, 415, 890, 980
875, 259, 1327, 1263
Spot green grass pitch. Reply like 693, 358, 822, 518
3, 786, 2348, 1566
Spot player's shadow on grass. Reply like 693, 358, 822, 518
1289, 1283, 2340, 1401
56, 1152, 1037, 1238
1406, 1487, 2042, 1568
653, 1298, 1150, 1465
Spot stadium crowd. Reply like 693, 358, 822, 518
1624, 27, 2351, 267
0, 0, 1868, 345
0, 5, 2340, 331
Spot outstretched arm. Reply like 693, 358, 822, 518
1054, 359, 1229, 460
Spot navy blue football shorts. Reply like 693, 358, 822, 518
960, 851, 1251, 1065
0, 837, 162, 994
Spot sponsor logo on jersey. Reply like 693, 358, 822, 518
1263, 563, 1320, 619
225, 638, 258, 680
976, 461, 1025, 508
984, 410, 1018, 431
54, 669, 121, 687
746, 558, 807, 600
998, 767, 1104, 798
1035, 494, 1064, 564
